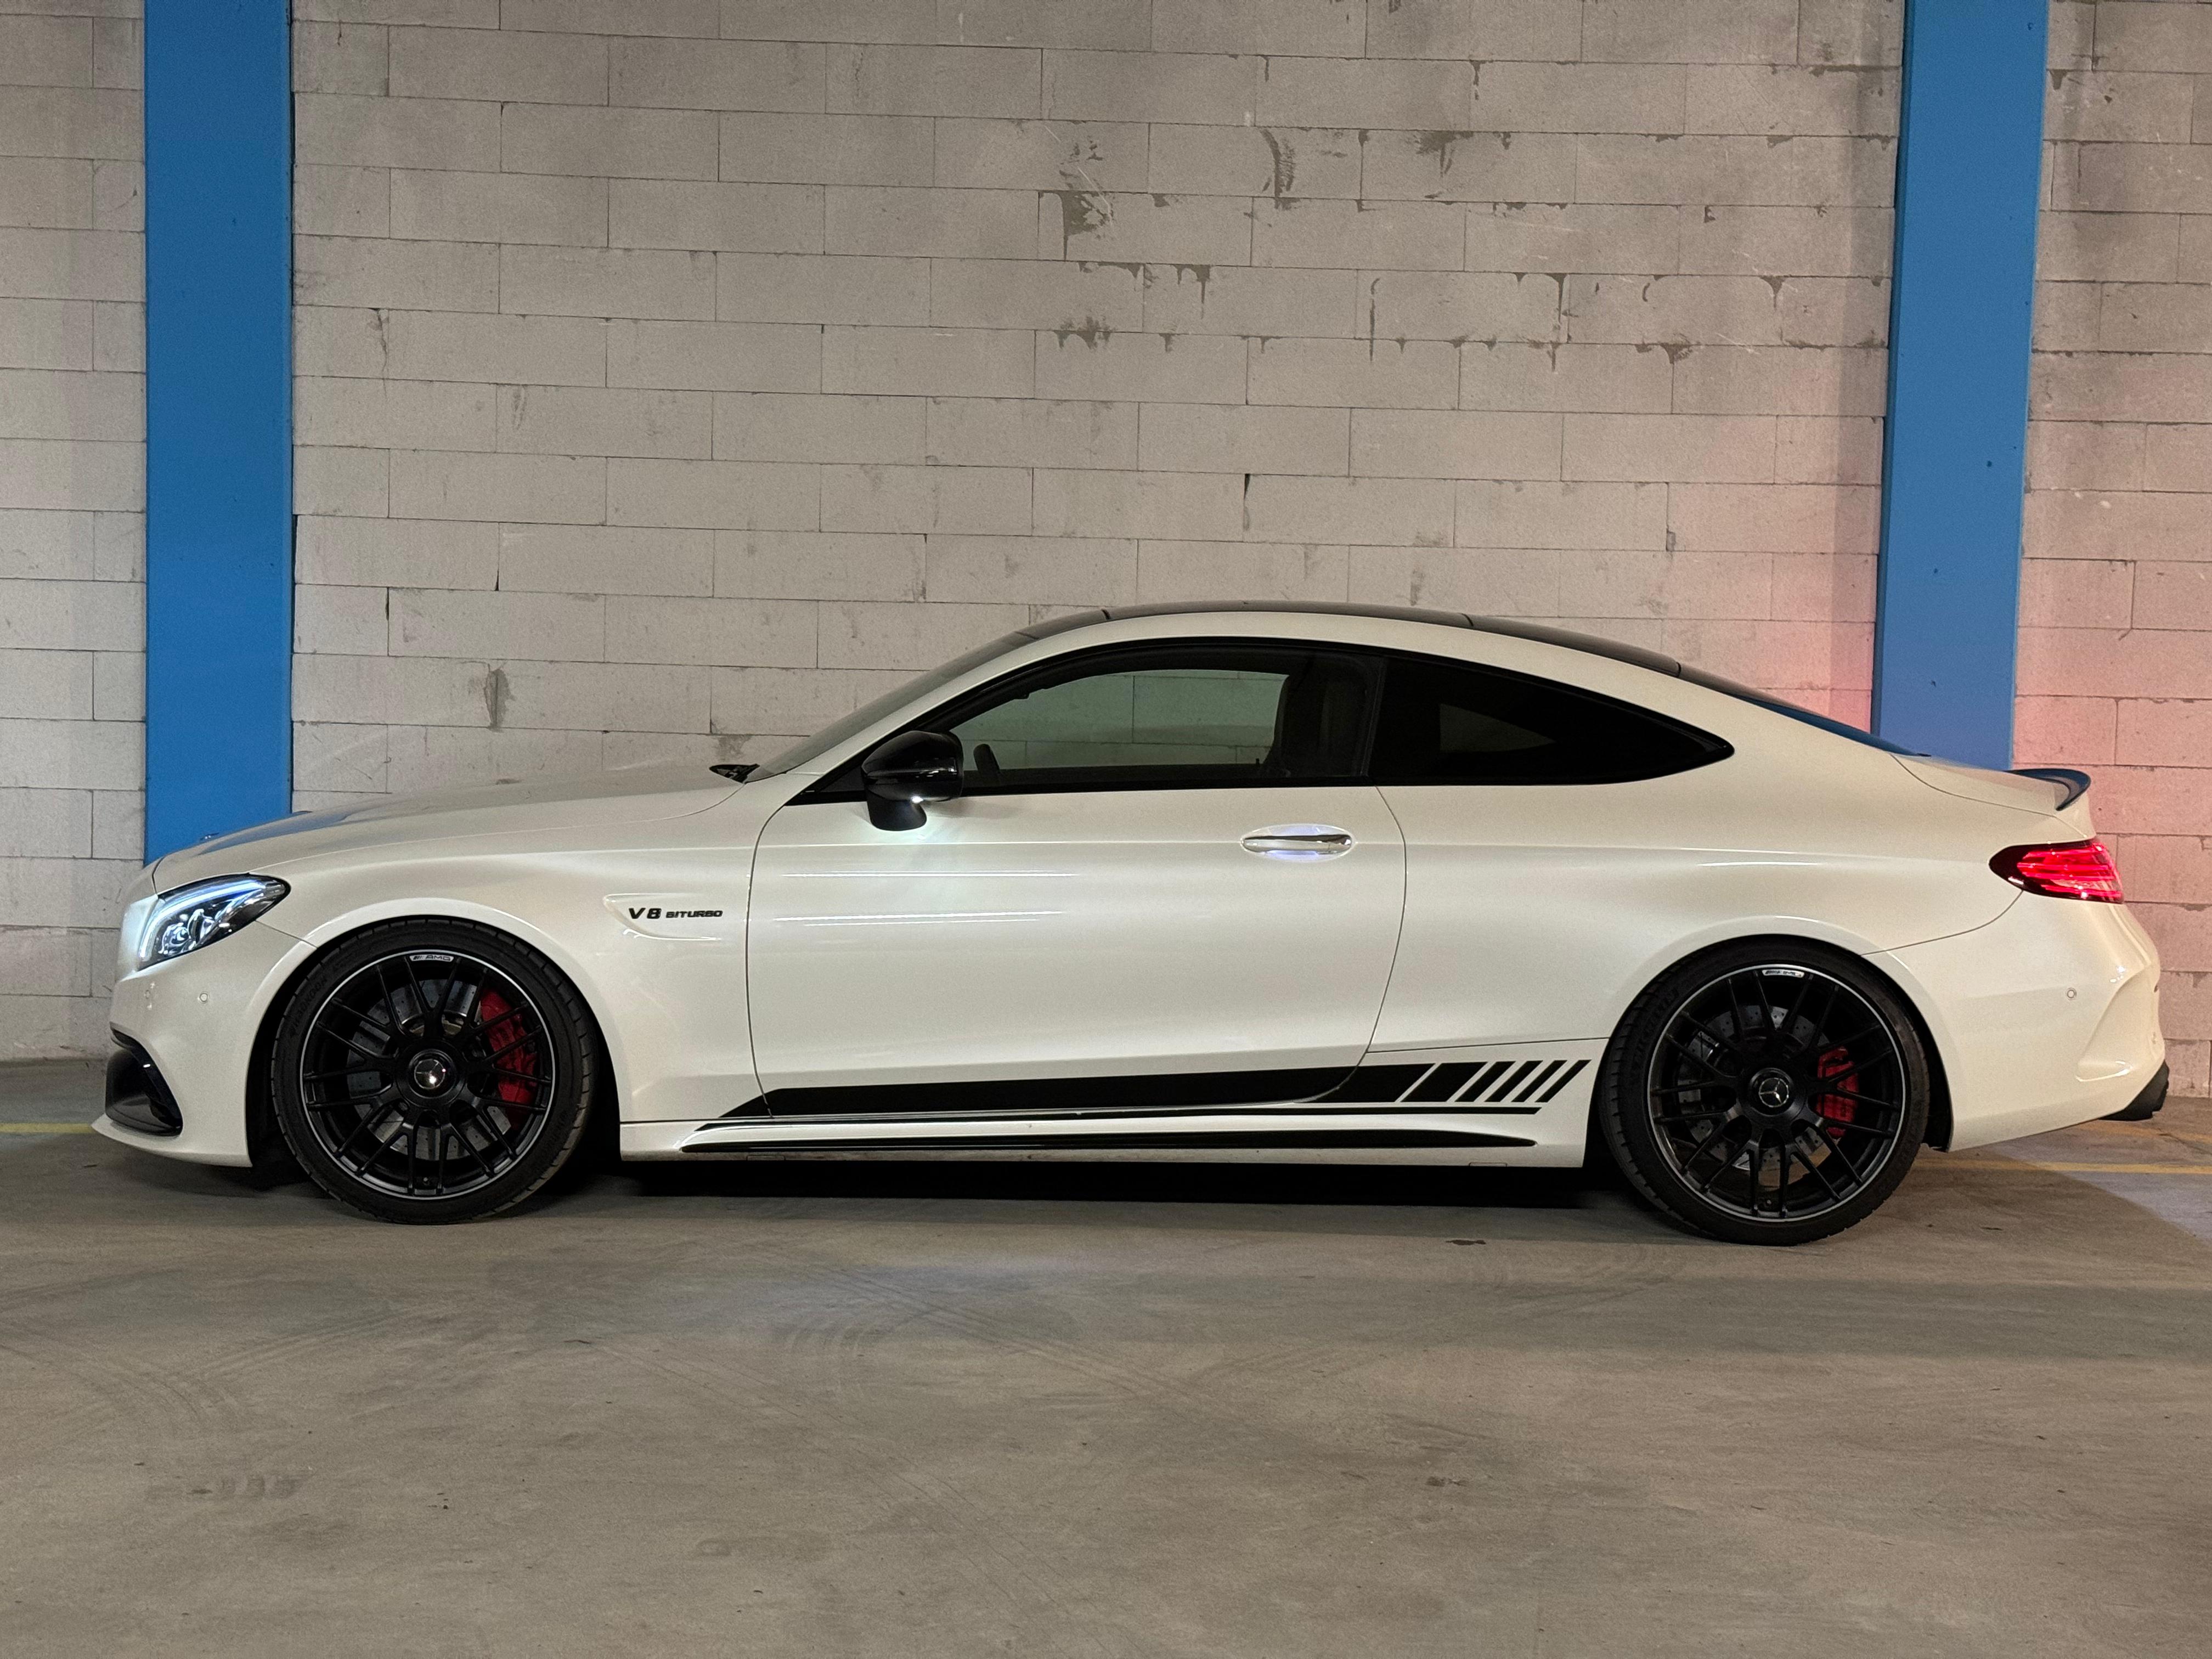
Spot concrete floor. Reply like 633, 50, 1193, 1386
3, 1062, 2210, 1657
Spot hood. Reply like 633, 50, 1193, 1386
155, 765, 742, 887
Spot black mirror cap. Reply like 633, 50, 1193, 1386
861, 728, 962, 796
860, 729, 962, 830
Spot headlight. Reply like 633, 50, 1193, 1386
132, 876, 289, 972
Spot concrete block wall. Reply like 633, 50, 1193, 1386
0, 2, 143, 1059
16, 2, 2204, 1091
289, 0, 1901, 816
2027, 0, 2212, 1094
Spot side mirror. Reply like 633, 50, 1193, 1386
860, 729, 963, 831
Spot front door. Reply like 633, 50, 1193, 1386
746, 641, 1406, 1111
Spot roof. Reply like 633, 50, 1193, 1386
1017, 601, 1686, 680
1017, 601, 1918, 758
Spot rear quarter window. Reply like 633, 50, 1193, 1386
1368, 654, 1731, 786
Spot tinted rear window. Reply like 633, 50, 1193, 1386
1369, 654, 1730, 785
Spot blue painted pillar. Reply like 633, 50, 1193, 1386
145, 2, 293, 856
1873, 0, 2048, 768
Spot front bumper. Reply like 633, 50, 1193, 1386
104, 1040, 183, 1137
1873, 893, 2164, 1150
98, 918, 311, 1167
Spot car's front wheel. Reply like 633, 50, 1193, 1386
269, 919, 600, 1223
1596, 941, 1931, 1245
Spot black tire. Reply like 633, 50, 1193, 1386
1596, 940, 1930, 1245
269, 919, 600, 1224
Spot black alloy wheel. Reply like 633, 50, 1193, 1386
1596, 941, 1931, 1245
270, 919, 599, 1223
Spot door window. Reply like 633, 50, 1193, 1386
1368, 654, 1728, 785
941, 645, 1373, 792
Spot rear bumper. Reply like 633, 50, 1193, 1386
2104, 1062, 2169, 1123
1872, 894, 2163, 1150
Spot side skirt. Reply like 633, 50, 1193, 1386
686, 1126, 1532, 1156
680, 1144, 1547, 1167
617, 1043, 1605, 1168
622, 1110, 1577, 1167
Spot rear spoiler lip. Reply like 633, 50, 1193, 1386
2012, 766, 2092, 810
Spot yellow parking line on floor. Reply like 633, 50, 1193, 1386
0, 1122, 96, 1135
1942, 1159, 2212, 1176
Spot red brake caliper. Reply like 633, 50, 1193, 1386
1815, 1045, 1857, 1136
475, 989, 537, 1120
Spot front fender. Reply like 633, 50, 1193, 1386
262, 854, 760, 1124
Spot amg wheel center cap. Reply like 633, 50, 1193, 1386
1750, 1068, 1795, 1112
409, 1052, 455, 1096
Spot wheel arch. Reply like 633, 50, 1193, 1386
1599, 930, 1955, 1150
246, 908, 621, 1166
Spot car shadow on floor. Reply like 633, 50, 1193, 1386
562, 1147, 1694, 1245
136, 1136, 1663, 1242
608, 1154, 1612, 1214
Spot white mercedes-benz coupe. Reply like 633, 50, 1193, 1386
98, 603, 2165, 1243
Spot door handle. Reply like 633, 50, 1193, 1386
1242, 826, 1355, 860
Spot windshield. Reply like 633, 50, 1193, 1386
746, 631, 1032, 780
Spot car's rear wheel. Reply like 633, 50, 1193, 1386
269, 919, 599, 1224
1596, 941, 1930, 1245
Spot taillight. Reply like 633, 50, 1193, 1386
1990, 839, 2124, 903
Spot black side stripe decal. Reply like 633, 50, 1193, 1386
1513, 1060, 1562, 1102
1488, 1059, 1541, 1101
1459, 1060, 1514, 1102
749, 1056, 1598, 1122
1313, 1064, 1428, 1104
1409, 1061, 1481, 1102
767, 1066, 1353, 1118
1536, 1059, 1589, 1102
728, 1102, 1548, 1125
